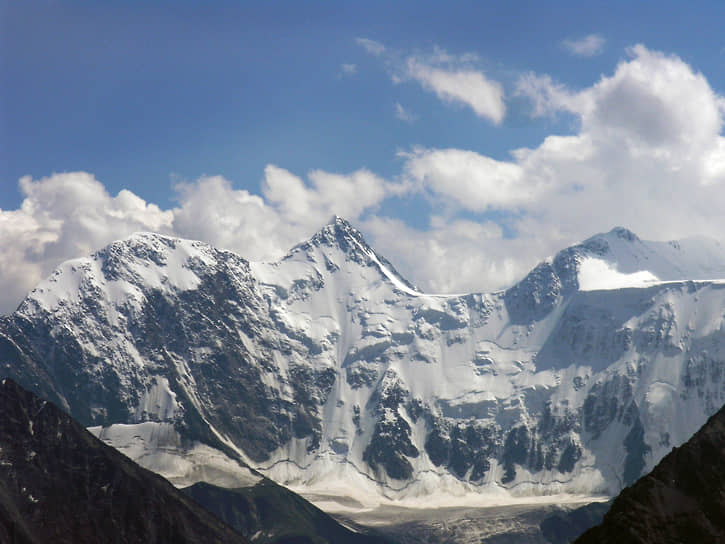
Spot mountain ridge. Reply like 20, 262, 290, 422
2, 219, 725, 506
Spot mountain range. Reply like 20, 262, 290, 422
2, 216, 725, 508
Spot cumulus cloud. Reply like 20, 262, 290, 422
400, 147, 529, 210
362, 215, 538, 295
0, 172, 174, 312
519, 46, 725, 151
172, 175, 294, 261
563, 34, 605, 57
262, 165, 392, 228
454, 44, 725, 244
358, 40, 505, 123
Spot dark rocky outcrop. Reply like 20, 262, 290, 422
0, 378, 247, 544
363, 371, 419, 480
576, 402, 725, 543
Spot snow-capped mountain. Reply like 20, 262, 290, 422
2, 217, 725, 504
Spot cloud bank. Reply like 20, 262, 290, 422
2, 45, 725, 314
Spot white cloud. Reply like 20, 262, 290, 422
172, 175, 294, 261
355, 37, 385, 56
394, 102, 417, 123
0, 172, 174, 313
358, 40, 506, 124
583, 46, 725, 155
563, 34, 605, 57
405, 57, 505, 123
519, 45, 725, 153
515, 72, 580, 118
262, 165, 391, 228
362, 215, 537, 295
473, 45, 725, 241
400, 147, 528, 210
341, 63, 357, 76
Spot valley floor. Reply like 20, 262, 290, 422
303, 494, 607, 544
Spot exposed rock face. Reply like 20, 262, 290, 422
3, 219, 725, 501
575, 402, 725, 543
0, 378, 247, 544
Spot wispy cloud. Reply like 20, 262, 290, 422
395, 102, 417, 123
405, 56, 505, 123
340, 63, 357, 76
357, 39, 506, 124
355, 37, 385, 56
562, 34, 605, 57
515, 72, 580, 118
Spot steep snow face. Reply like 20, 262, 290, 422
570, 227, 725, 292
3, 219, 725, 505
579, 227, 725, 281
578, 258, 660, 290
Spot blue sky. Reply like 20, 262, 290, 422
4, 1, 724, 209
3, 1, 725, 312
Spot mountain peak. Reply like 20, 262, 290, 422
505, 225, 725, 324
506, 227, 648, 323
290, 216, 372, 258
321, 214, 362, 238
325, 214, 350, 227
607, 226, 639, 242
579, 227, 641, 254
282, 217, 420, 295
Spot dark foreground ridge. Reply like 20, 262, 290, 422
0, 378, 248, 544
539, 500, 611, 544
575, 402, 725, 543
183, 480, 395, 544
